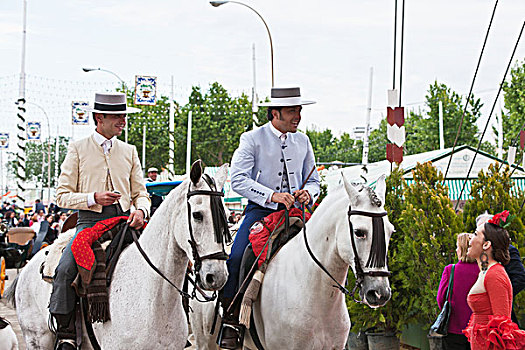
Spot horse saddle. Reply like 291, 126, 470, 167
41, 218, 140, 287
239, 209, 308, 294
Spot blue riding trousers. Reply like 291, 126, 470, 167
49, 205, 128, 315
223, 202, 280, 300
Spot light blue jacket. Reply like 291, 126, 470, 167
230, 123, 320, 209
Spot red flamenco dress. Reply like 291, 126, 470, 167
464, 263, 525, 349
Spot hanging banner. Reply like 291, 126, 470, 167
72, 101, 90, 125
386, 144, 404, 164
387, 125, 406, 147
0, 133, 8, 149
27, 122, 41, 141
134, 75, 157, 105
387, 107, 405, 127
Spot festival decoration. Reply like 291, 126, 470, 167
386, 92, 405, 164
134, 75, 157, 105
72, 101, 90, 125
26, 122, 41, 141
0, 133, 8, 149
488, 210, 515, 229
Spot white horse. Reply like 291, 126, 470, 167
190, 174, 394, 350
0, 316, 18, 350
7, 162, 230, 350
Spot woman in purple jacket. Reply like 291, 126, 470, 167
437, 233, 479, 349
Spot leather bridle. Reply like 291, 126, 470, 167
186, 173, 231, 287
347, 207, 391, 303
302, 204, 391, 303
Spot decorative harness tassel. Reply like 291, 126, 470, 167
239, 270, 264, 328
239, 213, 287, 329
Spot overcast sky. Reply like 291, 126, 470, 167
0, 0, 524, 148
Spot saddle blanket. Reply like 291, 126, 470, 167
71, 216, 129, 272
248, 208, 310, 268
41, 229, 76, 283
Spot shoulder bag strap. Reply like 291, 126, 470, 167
446, 264, 455, 302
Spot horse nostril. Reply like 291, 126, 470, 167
206, 274, 215, 285
366, 290, 380, 304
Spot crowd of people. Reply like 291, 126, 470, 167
437, 211, 525, 349
227, 211, 242, 225
1, 200, 72, 245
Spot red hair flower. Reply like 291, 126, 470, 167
488, 210, 512, 228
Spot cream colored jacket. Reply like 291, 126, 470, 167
56, 135, 150, 217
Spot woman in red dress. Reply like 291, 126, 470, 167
464, 217, 525, 349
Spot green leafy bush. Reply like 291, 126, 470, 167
348, 162, 462, 333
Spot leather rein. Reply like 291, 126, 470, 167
186, 174, 230, 284
302, 204, 391, 302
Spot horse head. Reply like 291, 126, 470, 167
177, 160, 230, 291
340, 174, 393, 308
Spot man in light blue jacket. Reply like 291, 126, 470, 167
219, 87, 320, 348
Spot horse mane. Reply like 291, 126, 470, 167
358, 185, 382, 207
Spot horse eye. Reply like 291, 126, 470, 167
354, 229, 366, 238
192, 212, 203, 221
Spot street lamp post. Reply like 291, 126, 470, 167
26, 102, 51, 204
210, 0, 275, 87
82, 67, 130, 142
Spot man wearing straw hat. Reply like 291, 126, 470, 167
219, 86, 320, 348
49, 92, 150, 350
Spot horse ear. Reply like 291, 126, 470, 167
342, 174, 359, 207
190, 160, 203, 186
215, 163, 229, 191
375, 174, 387, 204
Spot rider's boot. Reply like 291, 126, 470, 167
52, 312, 77, 350
217, 297, 243, 349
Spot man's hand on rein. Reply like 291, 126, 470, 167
293, 189, 310, 205
127, 209, 145, 229
271, 192, 295, 209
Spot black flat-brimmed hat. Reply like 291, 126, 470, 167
259, 87, 316, 107
83, 92, 141, 114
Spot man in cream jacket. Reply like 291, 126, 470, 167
49, 92, 150, 350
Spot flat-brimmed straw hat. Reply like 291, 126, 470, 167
83, 92, 141, 114
259, 87, 316, 107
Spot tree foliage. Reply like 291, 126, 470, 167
499, 60, 525, 151
123, 82, 266, 174
7, 136, 70, 188
406, 82, 482, 154
122, 94, 174, 174
306, 128, 362, 164
368, 119, 388, 163
182, 83, 256, 167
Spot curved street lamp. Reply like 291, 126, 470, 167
82, 67, 126, 87
210, 0, 274, 87
82, 67, 130, 142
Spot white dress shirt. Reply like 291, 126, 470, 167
86, 132, 117, 207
